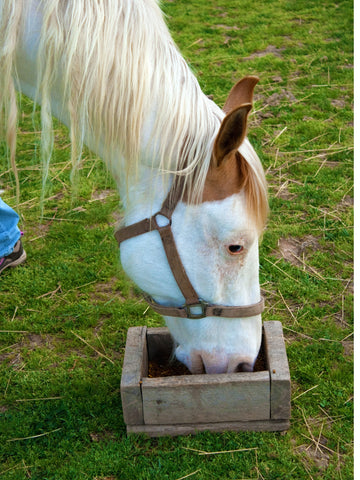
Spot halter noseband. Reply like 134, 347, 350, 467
114, 178, 264, 319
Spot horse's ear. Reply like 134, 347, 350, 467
212, 76, 258, 166
213, 103, 252, 165
222, 76, 259, 115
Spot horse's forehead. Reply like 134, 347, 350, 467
199, 151, 244, 203
180, 192, 255, 238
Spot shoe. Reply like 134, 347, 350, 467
0, 240, 27, 274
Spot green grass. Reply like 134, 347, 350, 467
0, 0, 353, 478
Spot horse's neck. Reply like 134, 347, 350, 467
120, 168, 172, 224
14, 0, 220, 217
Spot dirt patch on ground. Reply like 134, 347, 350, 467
265, 90, 297, 107
90, 189, 115, 202
296, 441, 330, 470
254, 89, 297, 120
28, 222, 51, 242
243, 45, 285, 60
90, 431, 116, 443
274, 181, 298, 201
276, 236, 320, 267
18, 333, 55, 351
90, 277, 124, 302
341, 340, 354, 357
331, 98, 347, 109
291, 418, 336, 471
212, 24, 240, 31
338, 195, 353, 212
0, 333, 55, 369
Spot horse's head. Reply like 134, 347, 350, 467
120, 77, 268, 374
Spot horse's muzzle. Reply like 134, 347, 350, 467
178, 349, 255, 374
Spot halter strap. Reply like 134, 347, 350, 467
115, 177, 198, 305
114, 178, 265, 319
143, 295, 265, 319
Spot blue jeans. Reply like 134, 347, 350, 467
0, 198, 21, 257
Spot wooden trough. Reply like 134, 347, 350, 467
121, 321, 290, 436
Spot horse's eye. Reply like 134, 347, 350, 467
227, 245, 244, 255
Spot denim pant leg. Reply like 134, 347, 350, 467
0, 198, 21, 257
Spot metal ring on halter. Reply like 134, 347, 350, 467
153, 212, 172, 229
183, 300, 208, 319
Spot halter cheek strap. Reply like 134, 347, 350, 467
114, 179, 265, 319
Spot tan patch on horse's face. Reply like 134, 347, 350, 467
201, 151, 245, 202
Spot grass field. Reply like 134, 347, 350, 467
0, 0, 353, 478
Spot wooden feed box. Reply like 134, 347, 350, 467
121, 321, 290, 436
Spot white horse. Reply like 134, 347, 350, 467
0, 0, 268, 374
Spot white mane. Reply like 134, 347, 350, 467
1, 0, 222, 200
0, 0, 267, 228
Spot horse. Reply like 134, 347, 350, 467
0, 0, 268, 374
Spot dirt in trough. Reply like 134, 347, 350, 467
148, 358, 191, 377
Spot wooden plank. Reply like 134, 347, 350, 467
142, 371, 270, 425
120, 326, 147, 425
146, 327, 173, 362
127, 419, 290, 437
263, 321, 291, 420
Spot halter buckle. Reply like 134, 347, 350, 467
184, 300, 208, 319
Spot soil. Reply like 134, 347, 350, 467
148, 359, 191, 377
276, 235, 320, 267
242, 45, 285, 60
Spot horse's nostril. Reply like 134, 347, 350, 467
236, 362, 253, 372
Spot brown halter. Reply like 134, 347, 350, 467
114, 178, 264, 319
